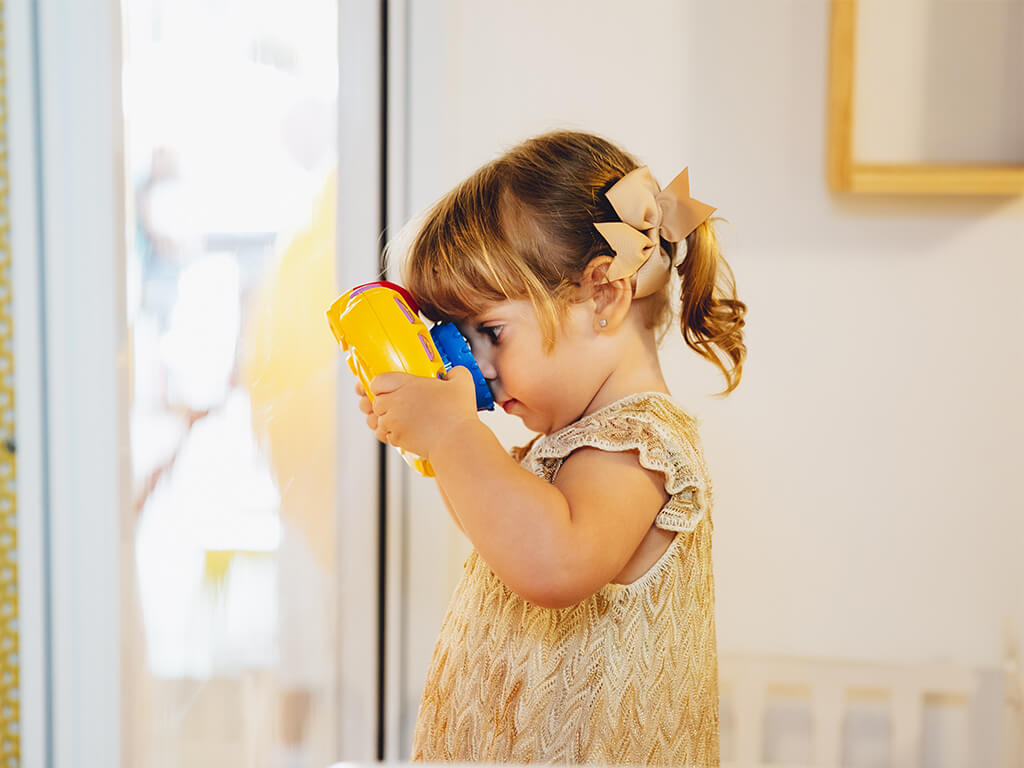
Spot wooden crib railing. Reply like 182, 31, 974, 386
718, 653, 1022, 768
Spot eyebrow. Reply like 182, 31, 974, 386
469, 308, 503, 324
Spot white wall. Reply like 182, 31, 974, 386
398, 0, 1024, 749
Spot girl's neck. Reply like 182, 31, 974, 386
579, 317, 670, 420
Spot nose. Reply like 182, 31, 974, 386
473, 349, 501, 405
473, 345, 498, 382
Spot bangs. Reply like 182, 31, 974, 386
402, 211, 519, 321
399, 171, 570, 344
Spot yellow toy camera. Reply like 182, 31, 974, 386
326, 280, 494, 477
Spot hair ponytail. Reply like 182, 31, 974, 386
675, 219, 747, 396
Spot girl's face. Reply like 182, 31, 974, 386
457, 298, 609, 435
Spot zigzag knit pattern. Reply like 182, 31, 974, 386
411, 393, 720, 766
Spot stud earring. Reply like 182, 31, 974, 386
599, 319, 607, 327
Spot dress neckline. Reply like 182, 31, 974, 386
543, 390, 687, 440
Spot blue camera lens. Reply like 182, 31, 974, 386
429, 322, 495, 411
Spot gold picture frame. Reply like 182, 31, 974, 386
827, 0, 1024, 195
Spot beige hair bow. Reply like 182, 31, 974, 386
593, 166, 716, 298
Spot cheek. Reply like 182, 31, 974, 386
496, 349, 535, 394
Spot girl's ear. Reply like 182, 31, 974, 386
581, 256, 632, 333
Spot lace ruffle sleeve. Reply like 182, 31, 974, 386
519, 393, 713, 533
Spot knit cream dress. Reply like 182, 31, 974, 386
411, 392, 720, 766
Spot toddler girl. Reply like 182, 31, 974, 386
356, 130, 746, 765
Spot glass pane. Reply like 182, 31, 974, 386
121, 1, 339, 766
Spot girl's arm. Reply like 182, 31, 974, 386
367, 369, 665, 608
359, 380, 466, 536
428, 418, 667, 609
435, 478, 466, 535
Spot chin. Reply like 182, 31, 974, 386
530, 417, 558, 435
517, 412, 546, 434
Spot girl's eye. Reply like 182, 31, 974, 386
478, 325, 502, 344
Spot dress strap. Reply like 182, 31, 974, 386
514, 393, 712, 533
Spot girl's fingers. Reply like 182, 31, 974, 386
371, 391, 389, 415
369, 372, 410, 396
355, 381, 374, 417
354, 379, 385, 441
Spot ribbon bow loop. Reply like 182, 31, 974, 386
605, 166, 663, 233
593, 165, 716, 297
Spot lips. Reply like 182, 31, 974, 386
501, 399, 518, 413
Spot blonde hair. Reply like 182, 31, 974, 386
398, 130, 747, 395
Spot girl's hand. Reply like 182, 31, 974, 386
370, 366, 478, 460
354, 380, 382, 438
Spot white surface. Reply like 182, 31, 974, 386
385, 1, 411, 760
396, 0, 1024, 757
7, 0, 48, 765
336, 0, 387, 761
32, 0, 127, 765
